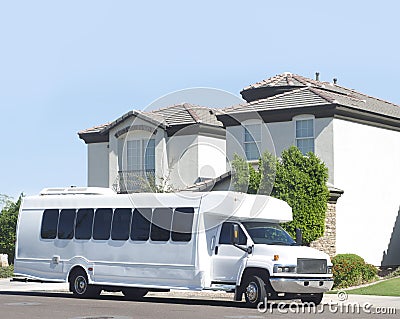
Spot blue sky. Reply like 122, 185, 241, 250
1, 1, 399, 199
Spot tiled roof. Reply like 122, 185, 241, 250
221, 87, 330, 113
242, 72, 336, 91
78, 122, 110, 134
152, 103, 222, 127
235, 72, 400, 120
78, 103, 222, 137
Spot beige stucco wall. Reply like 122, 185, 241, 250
225, 116, 334, 183
87, 142, 109, 188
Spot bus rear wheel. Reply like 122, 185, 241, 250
69, 269, 101, 298
122, 287, 148, 300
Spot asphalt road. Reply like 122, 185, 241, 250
0, 291, 397, 319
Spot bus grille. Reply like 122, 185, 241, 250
297, 258, 327, 274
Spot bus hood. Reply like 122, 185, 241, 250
252, 244, 331, 266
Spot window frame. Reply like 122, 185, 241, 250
41, 209, 59, 239
75, 208, 94, 240
294, 116, 315, 155
130, 208, 152, 241
57, 209, 76, 240
243, 124, 261, 161
111, 208, 132, 241
126, 138, 156, 172
171, 207, 195, 242
219, 222, 247, 245
93, 208, 113, 240
150, 208, 173, 242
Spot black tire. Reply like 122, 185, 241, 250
69, 269, 101, 298
243, 275, 267, 308
301, 293, 323, 305
122, 287, 148, 300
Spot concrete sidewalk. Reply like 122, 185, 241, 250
1, 278, 399, 310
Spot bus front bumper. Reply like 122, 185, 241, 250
270, 277, 334, 294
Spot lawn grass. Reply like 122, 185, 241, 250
0, 265, 14, 278
345, 277, 400, 297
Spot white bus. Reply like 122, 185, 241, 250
14, 188, 333, 307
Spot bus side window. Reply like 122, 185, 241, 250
41, 209, 59, 239
111, 208, 132, 241
150, 208, 173, 242
219, 222, 247, 245
93, 208, 113, 240
58, 209, 76, 239
131, 208, 151, 241
75, 209, 94, 240
171, 207, 194, 242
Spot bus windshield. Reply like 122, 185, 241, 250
242, 222, 296, 246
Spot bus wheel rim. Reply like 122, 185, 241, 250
75, 276, 87, 294
246, 282, 258, 303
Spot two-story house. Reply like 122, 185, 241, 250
78, 103, 227, 193
79, 72, 400, 267
216, 72, 400, 267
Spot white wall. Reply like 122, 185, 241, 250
87, 143, 109, 188
197, 135, 226, 179
166, 135, 199, 189
333, 118, 400, 265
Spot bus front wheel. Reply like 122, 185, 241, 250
243, 275, 267, 308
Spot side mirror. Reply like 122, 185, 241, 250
232, 224, 240, 245
295, 228, 303, 246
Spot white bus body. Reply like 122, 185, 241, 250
14, 189, 333, 306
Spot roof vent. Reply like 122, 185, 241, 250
40, 187, 116, 196
333, 78, 338, 85
315, 72, 320, 81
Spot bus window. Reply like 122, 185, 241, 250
93, 208, 112, 240
58, 209, 76, 239
131, 208, 151, 241
41, 209, 59, 239
171, 207, 194, 242
75, 209, 94, 240
219, 222, 247, 245
150, 208, 173, 242
111, 208, 132, 241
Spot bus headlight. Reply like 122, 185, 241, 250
273, 264, 297, 273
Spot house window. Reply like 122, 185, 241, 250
127, 139, 155, 172
295, 119, 314, 154
244, 124, 261, 161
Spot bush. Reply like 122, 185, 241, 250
0, 265, 14, 278
332, 254, 378, 288
0, 195, 22, 263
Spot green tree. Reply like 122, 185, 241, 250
273, 147, 329, 244
231, 146, 329, 244
232, 154, 250, 193
258, 151, 277, 195
0, 195, 22, 263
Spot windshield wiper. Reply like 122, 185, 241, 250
268, 241, 293, 246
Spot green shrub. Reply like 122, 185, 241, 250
332, 254, 378, 288
231, 147, 329, 244
363, 263, 379, 282
384, 267, 400, 279
0, 265, 14, 278
0, 195, 22, 263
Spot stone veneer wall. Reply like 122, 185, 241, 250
310, 202, 336, 257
